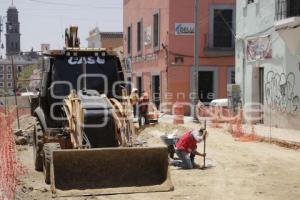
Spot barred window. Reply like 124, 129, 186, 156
213, 9, 233, 48
276, 0, 300, 20
137, 20, 142, 52
153, 12, 160, 48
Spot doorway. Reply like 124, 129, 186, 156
152, 75, 160, 109
136, 76, 142, 97
259, 68, 264, 105
259, 67, 264, 123
198, 71, 214, 104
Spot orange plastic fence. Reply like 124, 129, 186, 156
0, 107, 28, 200
173, 103, 184, 124
198, 106, 257, 142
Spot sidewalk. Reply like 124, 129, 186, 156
159, 114, 300, 150
245, 124, 300, 149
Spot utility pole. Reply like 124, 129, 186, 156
193, 0, 200, 122
0, 16, 2, 44
0, 16, 7, 58
11, 56, 20, 129
0, 16, 3, 58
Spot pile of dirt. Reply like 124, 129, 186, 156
136, 123, 189, 147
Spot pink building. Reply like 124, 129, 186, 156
124, 0, 235, 114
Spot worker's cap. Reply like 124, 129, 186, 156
131, 88, 138, 93
191, 129, 203, 142
142, 92, 149, 98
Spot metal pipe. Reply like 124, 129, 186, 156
82, 57, 87, 94
193, 0, 200, 122
11, 56, 20, 129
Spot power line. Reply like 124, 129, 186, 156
27, 0, 122, 9
25, 0, 173, 10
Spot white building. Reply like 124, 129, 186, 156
86, 28, 102, 48
236, 0, 300, 129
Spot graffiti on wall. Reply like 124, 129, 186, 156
265, 71, 300, 114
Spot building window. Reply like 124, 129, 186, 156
127, 26, 132, 55
227, 68, 236, 84
153, 12, 160, 49
276, 0, 300, 20
174, 56, 184, 64
7, 74, 12, 80
7, 82, 12, 88
0, 82, 3, 87
0, 66, 3, 73
7, 66, 12, 73
213, 9, 233, 48
137, 20, 142, 52
0, 74, 3, 80
17, 65, 23, 73
230, 71, 236, 84
248, 0, 254, 4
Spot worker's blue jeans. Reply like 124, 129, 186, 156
171, 150, 193, 169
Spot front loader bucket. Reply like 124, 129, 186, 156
50, 147, 173, 197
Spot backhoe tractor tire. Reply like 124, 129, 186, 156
33, 121, 44, 171
43, 143, 61, 184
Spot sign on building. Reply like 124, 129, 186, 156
246, 35, 272, 62
175, 23, 195, 35
144, 26, 152, 46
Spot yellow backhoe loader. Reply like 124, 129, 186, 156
31, 26, 173, 197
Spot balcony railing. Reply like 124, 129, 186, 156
276, 0, 300, 20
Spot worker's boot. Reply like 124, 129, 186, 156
192, 163, 201, 169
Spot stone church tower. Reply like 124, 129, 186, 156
6, 4, 20, 56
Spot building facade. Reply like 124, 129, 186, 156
124, 0, 235, 113
87, 28, 123, 50
86, 28, 102, 48
236, 0, 300, 129
0, 56, 38, 95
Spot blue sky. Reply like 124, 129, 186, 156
0, 0, 123, 52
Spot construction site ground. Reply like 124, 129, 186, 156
14, 115, 300, 200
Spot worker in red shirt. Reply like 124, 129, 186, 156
171, 129, 208, 169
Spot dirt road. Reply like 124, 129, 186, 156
15, 123, 300, 200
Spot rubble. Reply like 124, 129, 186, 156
15, 137, 28, 146
14, 130, 24, 137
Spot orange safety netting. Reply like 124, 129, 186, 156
198, 106, 257, 142
0, 107, 28, 200
229, 111, 258, 142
